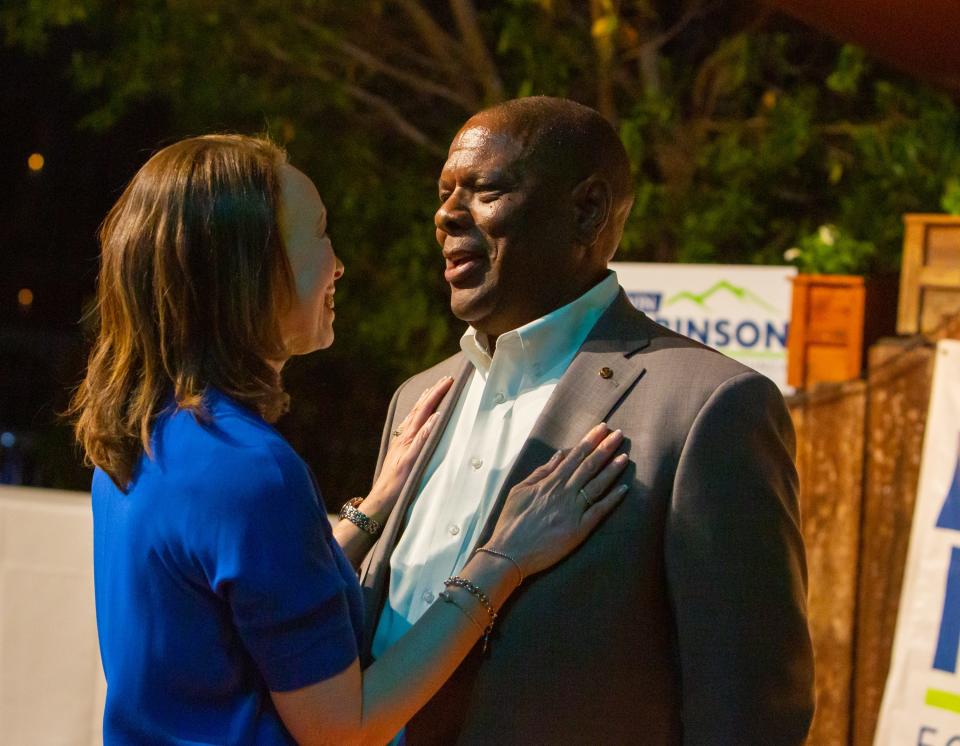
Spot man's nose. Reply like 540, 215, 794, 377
434, 193, 472, 236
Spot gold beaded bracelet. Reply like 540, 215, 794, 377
474, 546, 524, 586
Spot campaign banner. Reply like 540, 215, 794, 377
610, 262, 796, 391
875, 340, 960, 745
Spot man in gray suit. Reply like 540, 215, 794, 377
360, 96, 814, 745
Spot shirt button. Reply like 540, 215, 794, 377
448, 523, 460, 536
422, 590, 435, 604
470, 457, 484, 470
493, 392, 506, 404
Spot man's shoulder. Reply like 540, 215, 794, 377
599, 299, 761, 391
644, 317, 756, 379
592, 305, 780, 414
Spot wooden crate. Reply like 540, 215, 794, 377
898, 213, 960, 334
788, 274, 866, 388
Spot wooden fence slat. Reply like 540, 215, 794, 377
852, 339, 936, 746
789, 381, 867, 746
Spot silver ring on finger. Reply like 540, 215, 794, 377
577, 488, 594, 509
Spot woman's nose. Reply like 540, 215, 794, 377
334, 254, 345, 279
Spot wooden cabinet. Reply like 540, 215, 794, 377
898, 214, 960, 334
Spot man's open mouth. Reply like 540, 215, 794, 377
443, 250, 486, 284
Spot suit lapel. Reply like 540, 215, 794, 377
475, 292, 651, 547
360, 355, 473, 654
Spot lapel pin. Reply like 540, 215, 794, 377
598, 367, 613, 379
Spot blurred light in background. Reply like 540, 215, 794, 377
0, 433, 15, 448
27, 152, 44, 171
17, 288, 33, 308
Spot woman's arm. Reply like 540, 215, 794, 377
272, 424, 629, 745
333, 377, 453, 569
273, 549, 516, 746
331, 488, 397, 569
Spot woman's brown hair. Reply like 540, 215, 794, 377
70, 134, 295, 489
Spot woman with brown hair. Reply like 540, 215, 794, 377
72, 134, 629, 745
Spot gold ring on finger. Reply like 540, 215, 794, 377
392, 428, 403, 438
577, 488, 593, 509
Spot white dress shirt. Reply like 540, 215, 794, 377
371, 271, 620, 658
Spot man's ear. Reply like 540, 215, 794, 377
572, 175, 613, 248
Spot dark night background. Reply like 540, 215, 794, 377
0, 39, 408, 502
4, 6, 960, 746
4, 1, 960, 508
0, 41, 169, 489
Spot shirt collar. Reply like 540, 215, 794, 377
460, 270, 620, 379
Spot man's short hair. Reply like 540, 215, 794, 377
475, 96, 633, 207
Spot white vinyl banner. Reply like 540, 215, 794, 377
609, 262, 796, 391
875, 340, 960, 745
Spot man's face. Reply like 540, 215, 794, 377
435, 121, 579, 337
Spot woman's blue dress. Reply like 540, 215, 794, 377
92, 389, 364, 744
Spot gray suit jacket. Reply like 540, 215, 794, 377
359, 291, 815, 745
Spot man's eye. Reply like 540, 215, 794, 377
477, 189, 503, 202
439, 192, 452, 202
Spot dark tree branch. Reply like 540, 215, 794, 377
340, 81, 448, 156
392, 0, 463, 75
449, 0, 504, 103
250, 34, 447, 156
698, 116, 906, 137
590, 0, 617, 121
293, 16, 478, 111
624, 0, 710, 59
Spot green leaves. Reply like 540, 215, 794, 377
6, 1, 958, 280
942, 179, 960, 216
614, 23, 960, 274
784, 224, 876, 275
2, 0, 90, 51
6, 0, 960, 492
827, 45, 868, 95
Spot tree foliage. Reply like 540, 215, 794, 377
6, 0, 960, 498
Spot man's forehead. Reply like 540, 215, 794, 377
453, 124, 505, 149
445, 123, 526, 166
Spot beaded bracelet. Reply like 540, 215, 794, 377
444, 576, 498, 653
338, 497, 382, 536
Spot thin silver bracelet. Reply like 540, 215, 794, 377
438, 590, 486, 634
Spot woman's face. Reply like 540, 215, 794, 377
277, 164, 344, 357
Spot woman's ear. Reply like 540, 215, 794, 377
572, 175, 613, 248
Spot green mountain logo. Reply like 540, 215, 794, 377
664, 280, 780, 314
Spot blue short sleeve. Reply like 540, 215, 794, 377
205, 441, 359, 692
